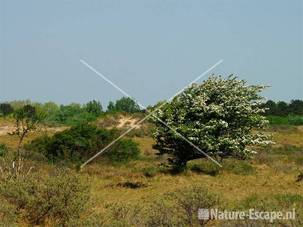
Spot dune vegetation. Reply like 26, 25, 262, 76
0, 78, 303, 226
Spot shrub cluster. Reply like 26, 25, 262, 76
0, 169, 90, 226
25, 124, 140, 163
107, 97, 141, 113
104, 185, 219, 226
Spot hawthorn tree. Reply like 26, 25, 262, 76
152, 75, 271, 170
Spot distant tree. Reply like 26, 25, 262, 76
107, 101, 115, 112
56, 104, 82, 123
114, 97, 140, 113
276, 101, 289, 116
0, 103, 14, 117
10, 105, 45, 158
289, 99, 303, 115
153, 76, 271, 171
85, 100, 103, 116
263, 100, 277, 115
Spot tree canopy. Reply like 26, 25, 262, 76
107, 97, 140, 113
152, 75, 271, 170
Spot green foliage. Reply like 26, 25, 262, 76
266, 115, 289, 125
84, 100, 103, 116
107, 97, 141, 113
0, 169, 90, 226
6, 100, 104, 126
107, 101, 115, 112
264, 99, 303, 116
153, 75, 270, 170
11, 105, 46, 155
25, 124, 140, 163
267, 115, 303, 125
0, 103, 14, 117
106, 139, 140, 163
26, 124, 115, 162
288, 114, 303, 125
0, 144, 8, 157
39, 101, 102, 126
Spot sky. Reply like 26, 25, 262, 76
1, 0, 302, 107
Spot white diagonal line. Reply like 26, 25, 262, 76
80, 59, 223, 168
168, 59, 223, 102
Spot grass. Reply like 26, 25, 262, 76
267, 115, 303, 125
1, 117, 303, 225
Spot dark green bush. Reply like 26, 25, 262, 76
107, 139, 140, 163
25, 124, 140, 163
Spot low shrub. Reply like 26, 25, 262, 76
105, 202, 143, 226
0, 169, 91, 226
142, 166, 158, 177
107, 138, 140, 163
189, 160, 221, 176
25, 123, 140, 163
146, 199, 178, 226
169, 186, 219, 226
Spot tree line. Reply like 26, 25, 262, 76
263, 99, 303, 116
0, 97, 141, 125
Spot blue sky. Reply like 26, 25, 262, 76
1, 0, 302, 106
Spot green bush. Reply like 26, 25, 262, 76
288, 114, 303, 125
107, 139, 140, 163
25, 124, 140, 163
0, 144, 8, 157
267, 115, 289, 125
0, 169, 90, 226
